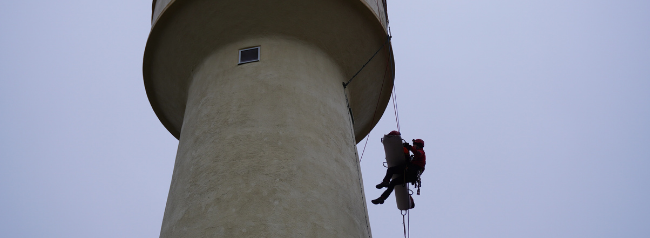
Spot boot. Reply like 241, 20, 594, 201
375, 181, 390, 189
371, 196, 386, 205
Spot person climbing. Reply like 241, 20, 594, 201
372, 133, 426, 205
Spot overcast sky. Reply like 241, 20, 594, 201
1, 0, 649, 237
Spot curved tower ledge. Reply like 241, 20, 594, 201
144, 0, 394, 143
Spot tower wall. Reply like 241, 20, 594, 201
144, 0, 394, 237
161, 36, 369, 237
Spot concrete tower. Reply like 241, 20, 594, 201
143, 0, 394, 237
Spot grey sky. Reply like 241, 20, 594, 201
1, 0, 649, 237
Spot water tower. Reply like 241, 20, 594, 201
143, 0, 394, 237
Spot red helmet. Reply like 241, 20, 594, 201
412, 139, 424, 147
388, 130, 401, 135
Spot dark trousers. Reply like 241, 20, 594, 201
379, 164, 422, 199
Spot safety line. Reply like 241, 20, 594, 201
392, 85, 401, 132
357, 37, 393, 162
406, 207, 411, 238
382, 0, 390, 26
402, 212, 407, 238
342, 83, 372, 238
338, 2, 396, 238
401, 185, 412, 238
359, 136, 371, 162
343, 35, 391, 88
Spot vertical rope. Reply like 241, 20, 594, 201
343, 87, 372, 238
385, 28, 400, 133
333, 2, 395, 238
401, 210, 407, 238
403, 183, 411, 237
391, 85, 400, 132
406, 208, 411, 237
358, 36, 393, 162
340, 34, 393, 236
359, 136, 371, 162
382, 0, 390, 26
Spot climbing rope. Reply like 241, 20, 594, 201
409, 187, 413, 238
391, 84, 401, 132
382, 0, 390, 26
339, 3, 413, 237
354, 34, 393, 162
343, 35, 392, 88
342, 89, 371, 238
361, 29, 401, 162
399, 186, 414, 238
340, 30, 393, 238
404, 211, 410, 238
359, 136, 371, 162
356, 40, 403, 164
402, 210, 408, 238
344, 4, 400, 163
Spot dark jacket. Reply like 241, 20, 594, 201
407, 146, 426, 171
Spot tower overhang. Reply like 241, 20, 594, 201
143, 0, 395, 143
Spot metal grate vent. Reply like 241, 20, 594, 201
239, 47, 260, 64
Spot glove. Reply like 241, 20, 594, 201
403, 143, 412, 150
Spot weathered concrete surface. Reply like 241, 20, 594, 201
144, 0, 394, 237
161, 36, 370, 237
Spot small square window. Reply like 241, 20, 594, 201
239, 47, 260, 64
